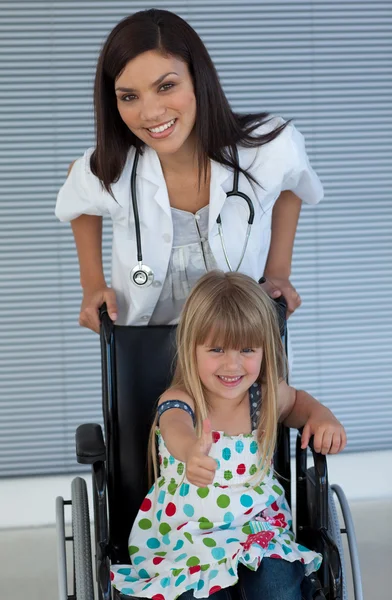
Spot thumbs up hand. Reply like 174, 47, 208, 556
185, 419, 218, 487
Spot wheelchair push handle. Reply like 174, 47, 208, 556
99, 302, 115, 342
258, 276, 288, 337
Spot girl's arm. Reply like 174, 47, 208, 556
261, 190, 302, 316
277, 381, 347, 454
158, 390, 217, 487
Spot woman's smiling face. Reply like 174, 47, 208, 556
115, 50, 197, 156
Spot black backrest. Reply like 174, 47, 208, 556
100, 312, 291, 565
101, 324, 177, 564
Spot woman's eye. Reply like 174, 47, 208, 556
159, 83, 174, 92
121, 94, 137, 102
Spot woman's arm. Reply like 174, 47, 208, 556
277, 381, 347, 454
262, 190, 302, 315
66, 163, 118, 332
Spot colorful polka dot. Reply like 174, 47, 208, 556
197, 487, 209, 498
156, 510, 162, 522
250, 441, 258, 454
175, 574, 186, 587
140, 498, 152, 512
138, 518, 152, 530
158, 491, 165, 504
183, 504, 194, 517
128, 545, 139, 556
224, 470, 233, 481
209, 586, 222, 595
222, 447, 231, 460
133, 556, 146, 565
217, 494, 230, 509
235, 440, 244, 453
211, 547, 225, 560
236, 463, 246, 475
240, 494, 253, 508
202, 537, 216, 547
174, 553, 188, 563
138, 568, 150, 579
186, 556, 200, 567
208, 569, 219, 580
179, 483, 190, 497
165, 502, 176, 517
198, 517, 214, 530
212, 431, 221, 443
147, 538, 160, 549
159, 523, 171, 535
177, 463, 184, 475
223, 512, 234, 523
184, 532, 193, 544
173, 540, 184, 551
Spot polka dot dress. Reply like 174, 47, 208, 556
111, 385, 322, 599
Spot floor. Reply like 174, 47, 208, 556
0, 499, 390, 599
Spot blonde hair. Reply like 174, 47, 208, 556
148, 270, 285, 484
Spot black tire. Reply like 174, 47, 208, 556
72, 477, 95, 600
306, 467, 347, 600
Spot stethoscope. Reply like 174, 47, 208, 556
130, 148, 255, 287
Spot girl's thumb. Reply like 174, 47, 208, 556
200, 418, 213, 455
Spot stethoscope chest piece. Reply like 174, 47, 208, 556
130, 262, 154, 287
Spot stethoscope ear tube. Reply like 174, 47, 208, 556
129, 146, 256, 285
129, 150, 154, 287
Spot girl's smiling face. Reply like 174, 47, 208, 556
115, 50, 197, 157
196, 343, 263, 402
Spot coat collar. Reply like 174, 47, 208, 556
135, 145, 233, 227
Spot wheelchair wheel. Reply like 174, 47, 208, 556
327, 485, 347, 600
72, 477, 95, 600
306, 467, 347, 600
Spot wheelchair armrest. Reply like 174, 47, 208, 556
76, 423, 106, 464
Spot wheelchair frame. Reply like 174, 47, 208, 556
56, 308, 363, 600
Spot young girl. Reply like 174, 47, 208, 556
111, 271, 346, 600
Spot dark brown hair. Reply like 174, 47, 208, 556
91, 9, 290, 194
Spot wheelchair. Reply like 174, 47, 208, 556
56, 305, 363, 600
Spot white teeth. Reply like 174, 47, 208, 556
148, 119, 176, 133
219, 375, 242, 382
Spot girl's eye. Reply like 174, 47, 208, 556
210, 348, 224, 353
241, 348, 255, 353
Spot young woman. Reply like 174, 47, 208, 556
55, 9, 323, 332
111, 270, 346, 600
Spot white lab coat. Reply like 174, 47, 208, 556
56, 118, 323, 325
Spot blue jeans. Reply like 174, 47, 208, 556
179, 558, 306, 600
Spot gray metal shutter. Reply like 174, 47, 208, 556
0, 1, 391, 476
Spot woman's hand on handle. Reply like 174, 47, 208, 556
260, 276, 301, 317
79, 286, 118, 333
185, 419, 217, 487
